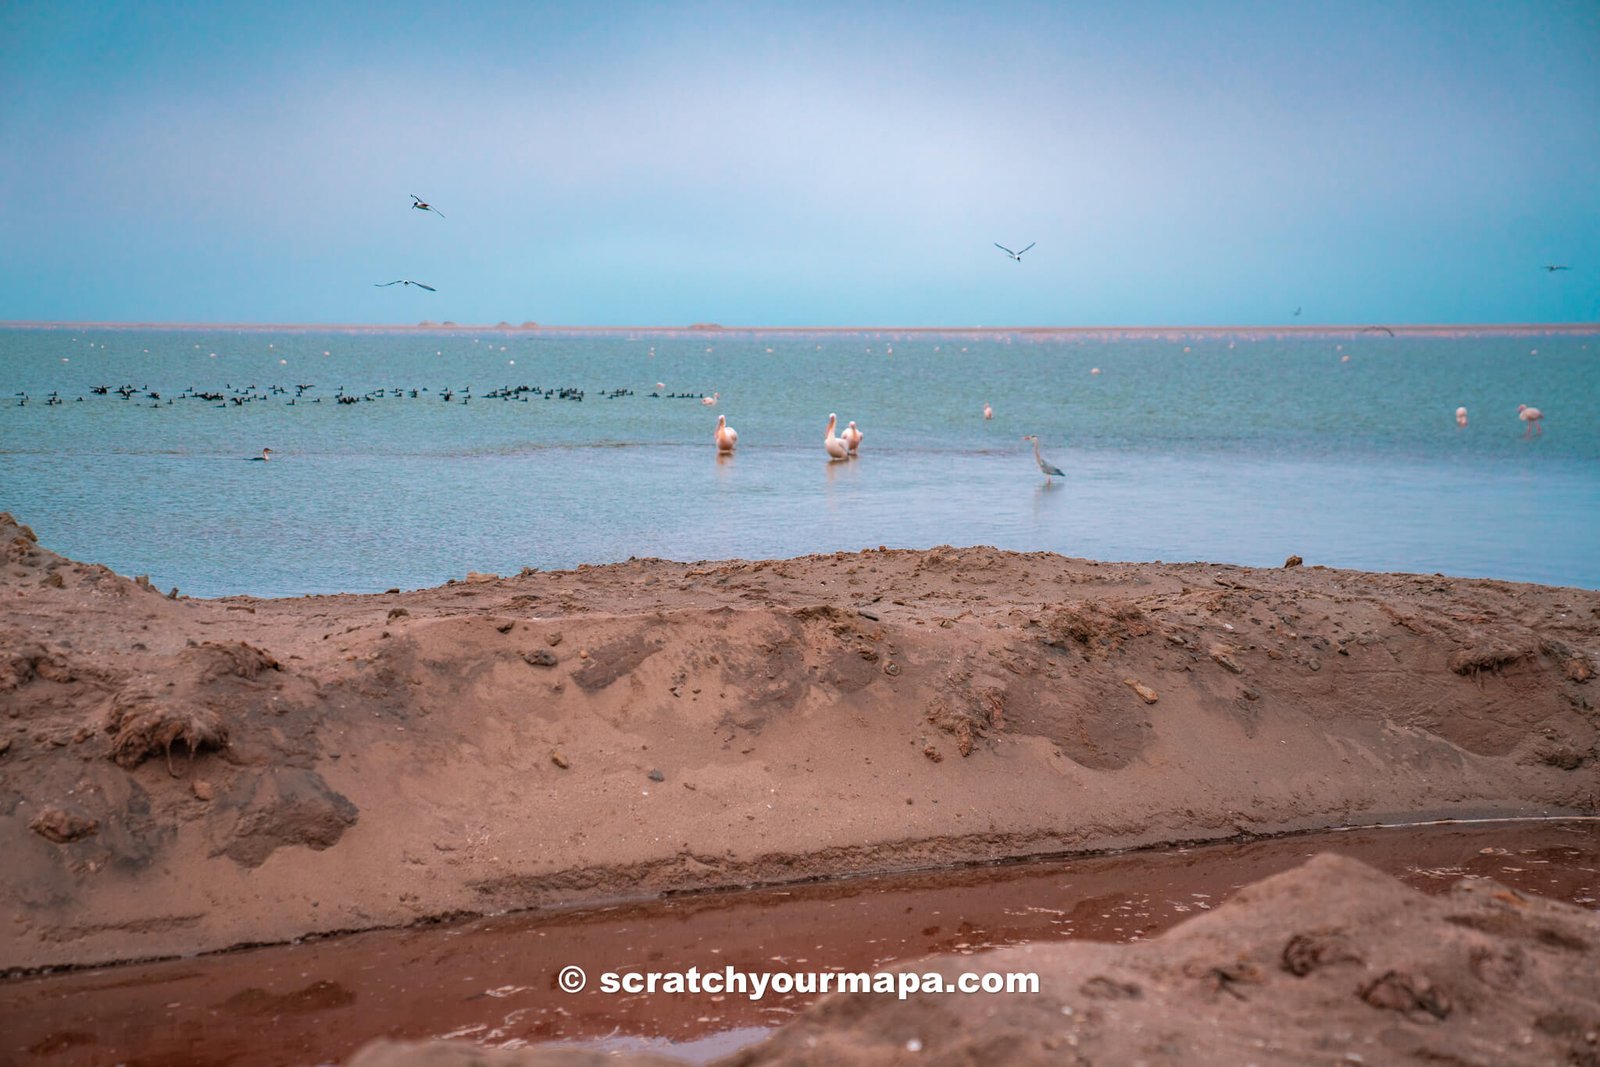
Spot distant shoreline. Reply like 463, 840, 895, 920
3, 320, 1598, 337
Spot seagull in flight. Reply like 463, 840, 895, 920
1361, 325, 1395, 337
995, 242, 1036, 262
410, 195, 445, 218
375, 279, 437, 292
1545, 264, 1571, 272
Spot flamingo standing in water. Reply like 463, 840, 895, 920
701, 392, 719, 407
1518, 404, 1543, 437
1022, 435, 1065, 482
714, 414, 738, 453
841, 420, 862, 457
1455, 406, 1468, 427
824, 414, 850, 461
983, 403, 993, 420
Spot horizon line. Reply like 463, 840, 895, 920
4, 319, 1598, 335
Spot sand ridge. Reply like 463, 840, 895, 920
0, 512, 1596, 971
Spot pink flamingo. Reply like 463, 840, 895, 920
824, 414, 850, 462
983, 403, 993, 420
1455, 406, 1468, 427
841, 420, 862, 457
714, 414, 738, 453
1518, 404, 1543, 437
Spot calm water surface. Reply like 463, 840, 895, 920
2, 327, 1596, 596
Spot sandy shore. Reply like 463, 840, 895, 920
1, 511, 1596, 973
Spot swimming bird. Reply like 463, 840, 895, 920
701, 392, 719, 406
714, 414, 738, 453
1545, 265, 1571, 272
983, 402, 993, 420
375, 280, 437, 292
824, 414, 850, 461
995, 242, 1036, 262
410, 195, 444, 218
1022, 435, 1065, 481
841, 420, 862, 457
249, 447, 273, 462
1518, 404, 1544, 437
1455, 406, 1468, 427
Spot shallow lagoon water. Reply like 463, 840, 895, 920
2, 327, 1596, 596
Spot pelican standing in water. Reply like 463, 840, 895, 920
1022, 435, 1065, 481
841, 420, 862, 457
824, 414, 850, 461
1518, 404, 1544, 437
714, 414, 738, 454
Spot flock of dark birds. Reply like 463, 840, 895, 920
14, 382, 717, 408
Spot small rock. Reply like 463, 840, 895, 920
387, 608, 409, 621
466, 571, 496, 583
547, 632, 563, 647
883, 661, 901, 677
648, 768, 665, 782
0, 737, 10, 755
550, 750, 570, 770
43, 572, 64, 588
578, 649, 589, 660
1284, 555, 1303, 568
496, 621, 515, 634
192, 779, 214, 801
167, 586, 179, 599
922, 745, 943, 763
1123, 678, 1159, 704
29, 806, 98, 844
1208, 644, 1244, 673
523, 649, 558, 667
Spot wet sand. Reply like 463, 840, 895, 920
2, 820, 1594, 1067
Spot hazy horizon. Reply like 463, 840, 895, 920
3, 2, 1597, 327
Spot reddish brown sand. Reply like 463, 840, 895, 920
345, 855, 1600, 1066
1, 510, 1596, 980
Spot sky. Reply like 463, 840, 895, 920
1, 1, 1597, 327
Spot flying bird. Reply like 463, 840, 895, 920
375, 280, 437, 291
995, 242, 1036, 262
1294, 307, 1302, 317
1361, 325, 1395, 337
410, 195, 444, 218
1022, 435, 1065, 481
1545, 265, 1571, 272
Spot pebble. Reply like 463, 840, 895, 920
648, 768, 665, 782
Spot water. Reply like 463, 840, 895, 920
2, 326, 1596, 597
2, 819, 1594, 1066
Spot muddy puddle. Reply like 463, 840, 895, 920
3, 818, 1596, 1066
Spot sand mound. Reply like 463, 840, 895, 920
1, 520, 1596, 970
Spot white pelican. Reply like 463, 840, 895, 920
841, 420, 862, 457
1518, 404, 1544, 437
715, 414, 738, 453
701, 392, 719, 406
824, 414, 850, 461
1455, 406, 1468, 427
1022, 435, 1064, 481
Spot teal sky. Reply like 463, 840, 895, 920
2, 1, 1596, 326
